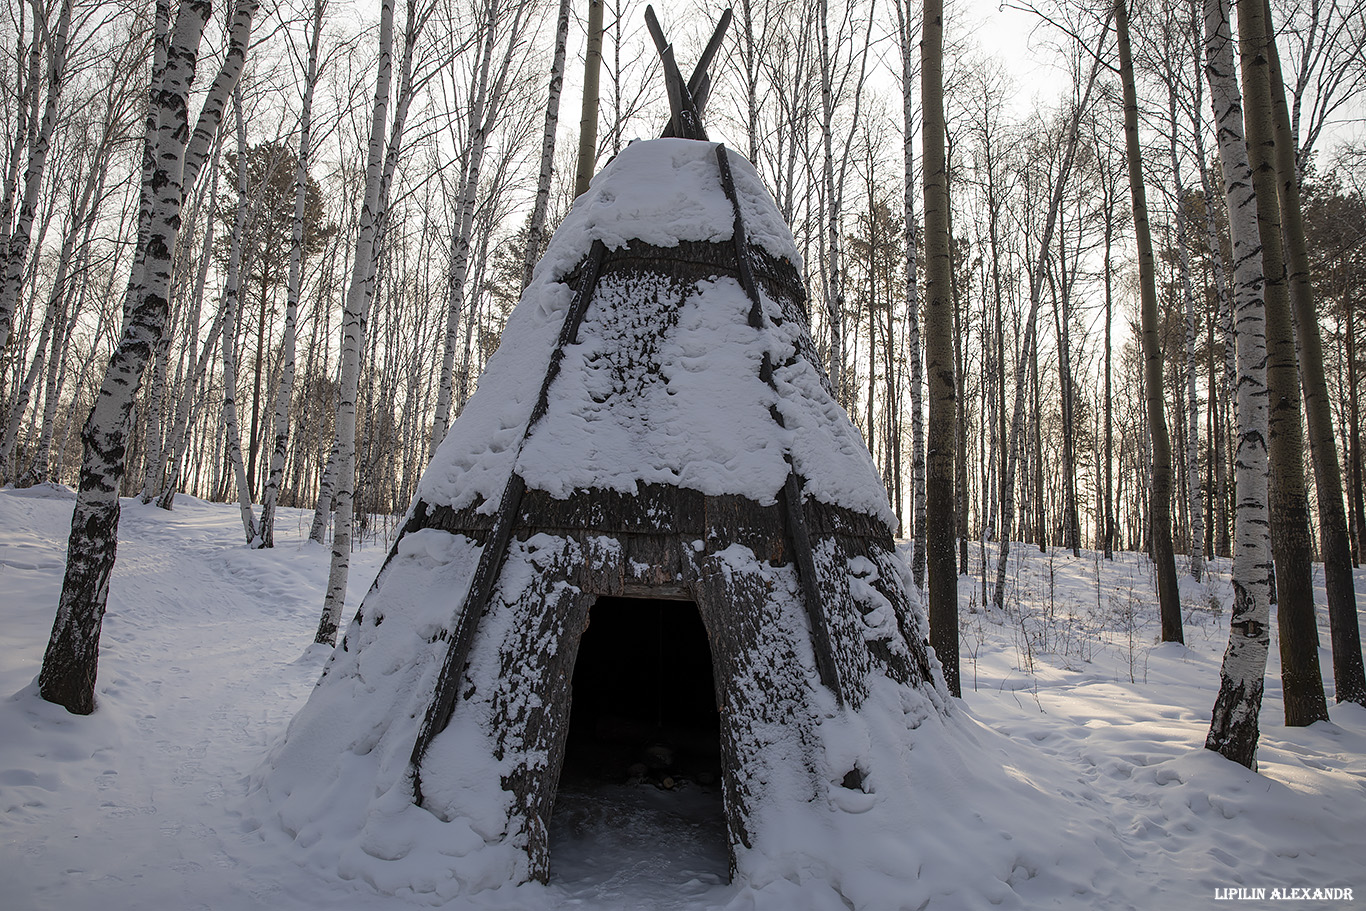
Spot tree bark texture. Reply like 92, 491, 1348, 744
520, 0, 569, 293
816, 0, 845, 406
1195, 147, 1234, 559
1204, 0, 1275, 766
1262, 0, 1366, 707
1116, 0, 1184, 644
38, 0, 215, 715
0, 2, 41, 360
1229, 0, 1329, 726
921, 0, 958, 696
1166, 73, 1205, 582
318, 0, 395, 646
430, 0, 527, 452
309, 436, 339, 544
0, 0, 73, 360
156, 127, 227, 511
1102, 155, 1116, 560
892, 0, 925, 586
573, 0, 603, 200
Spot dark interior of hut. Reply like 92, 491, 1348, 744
549, 596, 730, 883
559, 595, 723, 790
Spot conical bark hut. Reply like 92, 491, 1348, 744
249, 138, 950, 898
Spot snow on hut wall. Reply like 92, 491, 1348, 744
414, 139, 894, 527
249, 528, 957, 906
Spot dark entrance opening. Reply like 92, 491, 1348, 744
549, 595, 730, 887
560, 595, 722, 786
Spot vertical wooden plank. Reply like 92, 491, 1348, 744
410, 241, 608, 805
715, 143, 847, 705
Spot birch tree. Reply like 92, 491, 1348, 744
519, 0, 569, 292
1091, 105, 1126, 561
817, 0, 845, 402
154, 134, 226, 510
0, 2, 42, 362
1156, 2, 1205, 580
38, 0, 223, 714
1204, 0, 1275, 766
317, 0, 398, 646
429, 0, 532, 454
308, 437, 339, 543
1190, 45, 1234, 559
0, 136, 108, 474
1049, 143, 1081, 558
0, 0, 74, 360
815, 0, 875, 408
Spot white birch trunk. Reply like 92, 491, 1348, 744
0, 286, 57, 470
372, 0, 430, 287
111, 0, 256, 487
818, 0, 843, 403
430, 0, 526, 454
519, 0, 569, 293
38, 0, 214, 715
1182, 221, 1204, 578
17, 266, 79, 486
1057, 236, 1080, 555
181, 0, 259, 201
311, 0, 422, 554
0, 7, 39, 316
157, 286, 226, 509
43, 270, 103, 483
138, 340, 171, 498
1204, 0, 1273, 766
0, 0, 72, 359
738, 0, 760, 163
317, 0, 396, 646
0, 133, 99, 472
1199, 155, 1234, 555
1189, 27, 1235, 558
109, 0, 171, 352
1196, 149, 1237, 429
314, 0, 420, 540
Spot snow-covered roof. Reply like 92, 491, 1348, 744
416, 138, 894, 527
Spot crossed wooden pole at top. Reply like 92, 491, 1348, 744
644, 5, 732, 141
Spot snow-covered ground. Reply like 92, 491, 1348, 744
1, 485, 1362, 910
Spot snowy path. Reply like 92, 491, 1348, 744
1, 488, 1364, 910
0, 490, 385, 911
